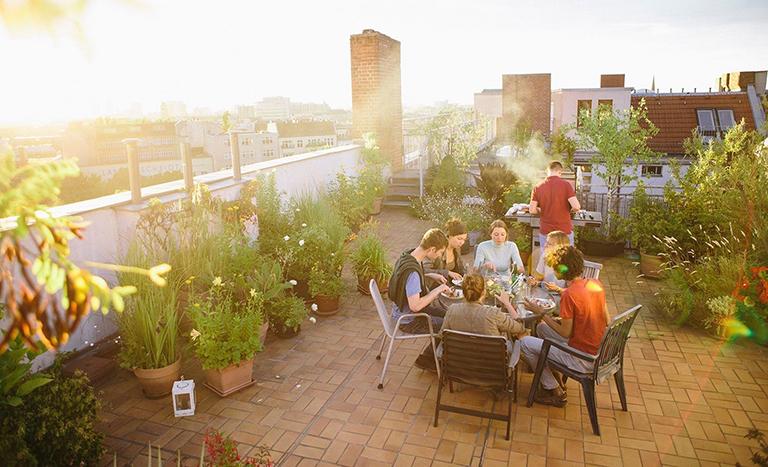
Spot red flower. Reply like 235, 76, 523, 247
737, 276, 750, 290
758, 280, 768, 304
751, 266, 768, 279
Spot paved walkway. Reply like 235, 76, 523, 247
98, 209, 768, 466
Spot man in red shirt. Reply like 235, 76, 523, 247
520, 245, 610, 407
529, 161, 580, 247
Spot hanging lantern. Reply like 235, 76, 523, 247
172, 376, 196, 417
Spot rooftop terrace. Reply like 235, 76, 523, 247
97, 208, 768, 467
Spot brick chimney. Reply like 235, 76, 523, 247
501, 73, 551, 141
600, 74, 625, 88
350, 30, 403, 172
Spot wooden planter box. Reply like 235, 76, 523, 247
580, 238, 625, 257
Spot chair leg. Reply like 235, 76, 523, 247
378, 333, 398, 390
448, 381, 454, 393
526, 345, 550, 408
434, 376, 443, 428
582, 380, 600, 436
429, 335, 441, 381
376, 332, 388, 360
512, 365, 518, 404
614, 368, 628, 411
506, 385, 512, 441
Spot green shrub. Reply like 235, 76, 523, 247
0, 361, 104, 466
269, 295, 308, 332
473, 161, 517, 218
430, 155, 465, 198
408, 194, 493, 233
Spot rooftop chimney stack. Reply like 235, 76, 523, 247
600, 74, 625, 88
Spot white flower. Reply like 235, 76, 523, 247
190, 329, 201, 341
289, 280, 298, 286
249, 288, 257, 297
296, 208, 300, 212
311, 303, 318, 312
330, 253, 335, 257
309, 317, 317, 324
301, 223, 307, 227
284, 235, 290, 241
299, 239, 305, 246
212, 277, 223, 286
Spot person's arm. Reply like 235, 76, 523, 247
425, 272, 447, 285
496, 290, 520, 319
423, 256, 450, 281
568, 196, 580, 212
529, 200, 539, 215
407, 282, 449, 312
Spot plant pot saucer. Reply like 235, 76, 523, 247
141, 388, 171, 400
203, 378, 256, 397
313, 307, 339, 317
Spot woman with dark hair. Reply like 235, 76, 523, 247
424, 218, 468, 287
438, 273, 527, 368
473, 219, 525, 274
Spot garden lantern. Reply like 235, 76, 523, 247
172, 376, 196, 417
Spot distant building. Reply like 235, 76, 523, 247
2, 135, 61, 165
203, 130, 279, 171
236, 105, 256, 120
160, 101, 187, 119
256, 97, 291, 120
291, 101, 332, 118
473, 89, 502, 118
256, 121, 337, 158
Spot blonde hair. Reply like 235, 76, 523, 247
462, 273, 485, 303
546, 231, 570, 249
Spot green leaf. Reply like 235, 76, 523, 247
6, 396, 22, 407
16, 377, 53, 396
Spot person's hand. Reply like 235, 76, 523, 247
436, 284, 451, 295
447, 271, 462, 281
543, 282, 560, 292
498, 289, 511, 304
483, 261, 496, 272
523, 297, 545, 316
426, 273, 447, 284
526, 276, 538, 286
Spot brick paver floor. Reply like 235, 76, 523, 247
97, 209, 768, 466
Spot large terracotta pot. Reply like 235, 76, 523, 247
203, 358, 255, 396
357, 275, 388, 296
640, 252, 665, 279
133, 356, 182, 399
371, 197, 383, 216
259, 320, 269, 346
313, 294, 340, 316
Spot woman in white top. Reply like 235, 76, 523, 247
473, 220, 525, 274
527, 230, 569, 293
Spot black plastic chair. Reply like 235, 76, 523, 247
433, 330, 518, 440
525, 304, 642, 436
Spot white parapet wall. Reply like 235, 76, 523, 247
3, 144, 363, 370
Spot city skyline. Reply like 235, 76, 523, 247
0, 0, 766, 126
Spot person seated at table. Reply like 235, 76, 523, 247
527, 230, 568, 294
438, 273, 526, 368
473, 220, 525, 275
424, 218, 468, 289
520, 245, 610, 408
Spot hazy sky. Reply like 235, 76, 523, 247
1, 0, 766, 125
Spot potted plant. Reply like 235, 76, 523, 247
624, 185, 672, 279
115, 283, 181, 399
350, 221, 393, 295
269, 295, 309, 338
187, 278, 264, 396
578, 226, 625, 257
247, 260, 294, 344
308, 261, 344, 315
359, 132, 389, 216
509, 221, 533, 267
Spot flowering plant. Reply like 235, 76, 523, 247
268, 295, 308, 332
350, 221, 393, 284
732, 266, 768, 318
308, 261, 344, 298
204, 428, 272, 466
187, 278, 264, 370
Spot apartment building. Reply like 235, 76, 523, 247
203, 130, 279, 171
258, 121, 337, 158
255, 96, 291, 120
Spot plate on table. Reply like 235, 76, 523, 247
452, 278, 463, 287
529, 297, 555, 310
441, 289, 464, 300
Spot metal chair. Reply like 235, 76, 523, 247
434, 330, 517, 440
370, 279, 440, 390
583, 260, 603, 280
526, 304, 642, 435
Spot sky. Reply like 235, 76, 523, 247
0, 0, 766, 126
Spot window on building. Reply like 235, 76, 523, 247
241, 138, 253, 146
153, 124, 166, 131
297, 140, 304, 148
262, 149, 274, 158
130, 126, 141, 133
597, 99, 613, 116
696, 110, 716, 131
577, 100, 591, 127
225, 152, 231, 160
641, 165, 663, 178
263, 137, 273, 145
139, 150, 151, 160
717, 110, 735, 129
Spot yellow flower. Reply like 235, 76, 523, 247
194, 303, 200, 307
249, 288, 257, 297
212, 277, 223, 286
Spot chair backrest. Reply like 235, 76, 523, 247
441, 330, 509, 389
583, 260, 603, 280
370, 279, 396, 339
593, 304, 642, 383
